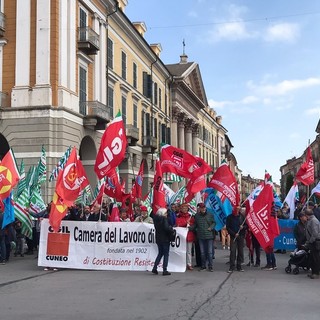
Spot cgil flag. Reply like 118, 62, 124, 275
246, 180, 280, 251
208, 160, 240, 207
296, 147, 314, 186
94, 111, 127, 179
152, 158, 166, 213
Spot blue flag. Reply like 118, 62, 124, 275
2, 193, 15, 229
203, 188, 233, 231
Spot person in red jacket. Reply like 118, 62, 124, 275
176, 203, 195, 271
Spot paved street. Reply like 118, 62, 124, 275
0, 246, 318, 320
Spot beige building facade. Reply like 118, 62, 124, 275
0, 0, 235, 201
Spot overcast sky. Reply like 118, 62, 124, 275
126, 0, 320, 184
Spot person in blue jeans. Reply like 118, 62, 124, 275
150, 207, 173, 276
192, 203, 216, 272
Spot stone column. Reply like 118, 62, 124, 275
32, 0, 52, 106
185, 119, 193, 154
12, 0, 31, 107
178, 113, 185, 150
170, 108, 179, 147
192, 123, 199, 156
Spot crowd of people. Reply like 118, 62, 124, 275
1, 199, 320, 279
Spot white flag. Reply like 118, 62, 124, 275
283, 183, 299, 219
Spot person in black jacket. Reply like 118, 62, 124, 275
293, 211, 307, 249
226, 206, 246, 273
150, 207, 173, 276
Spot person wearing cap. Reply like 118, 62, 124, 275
134, 206, 153, 224
304, 208, 320, 279
191, 202, 215, 272
293, 211, 307, 249
150, 208, 173, 276
176, 203, 195, 270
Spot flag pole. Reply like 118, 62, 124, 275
98, 183, 106, 221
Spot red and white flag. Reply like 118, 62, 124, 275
160, 144, 196, 179
246, 180, 280, 251
0, 149, 21, 200
152, 159, 166, 213
208, 160, 240, 207
94, 111, 127, 179
296, 147, 314, 186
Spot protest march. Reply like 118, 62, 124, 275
0, 112, 319, 278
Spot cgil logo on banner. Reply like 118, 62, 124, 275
46, 226, 70, 262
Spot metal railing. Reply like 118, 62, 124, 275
78, 27, 99, 49
79, 101, 110, 121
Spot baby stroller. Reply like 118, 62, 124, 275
285, 249, 311, 275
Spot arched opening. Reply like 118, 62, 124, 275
79, 136, 97, 190
0, 134, 10, 160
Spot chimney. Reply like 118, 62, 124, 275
150, 43, 162, 57
132, 22, 147, 37
118, 0, 128, 12
180, 53, 188, 64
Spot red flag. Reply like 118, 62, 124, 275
208, 161, 240, 207
185, 175, 206, 202
152, 159, 166, 213
160, 145, 198, 179
131, 159, 145, 200
50, 147, 89, 231
91, 182, 105, 207
121, 193, 134, 221
0, 149, 21, 200
55, 147, 89, 206
109, 204, 120, 222
49, 192, 69, 232
296, 147, 314, 185
94, 112, 127, 179
191, 156, 212, 178
185, 156, 212, 202
246, 181, 279, 251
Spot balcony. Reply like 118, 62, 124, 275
80, 101, 110, 130
126, 124, 139, 146
0, 12, 5, 37
77, 27, 99, 55
142, 135, 157, 154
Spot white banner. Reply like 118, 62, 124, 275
38, 219, 188, 272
